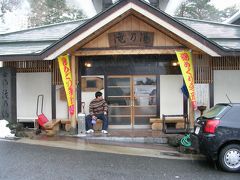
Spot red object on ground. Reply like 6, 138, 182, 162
37, 113, 49, 127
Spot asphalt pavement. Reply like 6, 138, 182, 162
0, 140, 239, 180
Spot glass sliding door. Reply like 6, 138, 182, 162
107, 75, 157, 128
107, 76, 132, 127
133, 76, 157, 126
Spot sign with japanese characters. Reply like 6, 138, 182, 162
176, 50, 197, 110
108, 31, 154, 47
58, 55, 75, 116
0, 68, 16, 123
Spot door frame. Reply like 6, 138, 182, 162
107, 75, 157, 129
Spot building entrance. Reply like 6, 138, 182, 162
107, 75, 157, 128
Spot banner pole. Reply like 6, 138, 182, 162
70, 55, 76, 130
189, 98, 194, 129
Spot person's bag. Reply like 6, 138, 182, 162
91, 119, 96, 124
91, 116, 97, 124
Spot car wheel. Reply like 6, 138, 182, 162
218, 144, 240, 172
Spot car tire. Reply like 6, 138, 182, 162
218, 144, 240, 172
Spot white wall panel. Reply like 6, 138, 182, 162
214, 70, 240, 104
160, 75, 183, 117
17, 73, 52, 119
56, 85, 68, 119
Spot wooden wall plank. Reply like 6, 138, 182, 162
75, 48, 184, 56
131, 15, 140, 31
193, 56, 240, 84
81, 15, 182, 49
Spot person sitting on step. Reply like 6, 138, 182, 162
85, 91, 108, 134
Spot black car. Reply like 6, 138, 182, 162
193, 103, 240, 172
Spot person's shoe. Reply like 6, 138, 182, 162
86, 129, 94, 134
101, 130, 108, 134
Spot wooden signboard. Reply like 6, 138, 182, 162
108, 31, 154, 48
0, 67, 16, 123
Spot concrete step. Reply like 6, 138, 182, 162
75, 134, 168, 144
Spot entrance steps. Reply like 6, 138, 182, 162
75, 129, 179, 144
79, 135, 168, 144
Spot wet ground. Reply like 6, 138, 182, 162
0, 140, 239, 180
4, 128, 203, 161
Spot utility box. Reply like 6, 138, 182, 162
77, 113, 86, 134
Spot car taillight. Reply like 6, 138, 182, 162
203, 119, 220, 134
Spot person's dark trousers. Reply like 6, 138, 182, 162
85, 113, 108, 131
85, 115, 93, 130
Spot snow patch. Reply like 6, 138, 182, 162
0, 120, 15, 138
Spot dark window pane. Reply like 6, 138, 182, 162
134, 117, 150, 125
109, 107, 131, 115
134, 86, 156, 96
134, 77, 156, 85
134, 107, 156, 116
134, 97, 157, 106
108, 97, 130, 105
108, 78, 130, 86
109, 117, 130, 125
86, 80, 96, 88
108, 87, 130, 96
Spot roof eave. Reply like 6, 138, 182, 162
0, 54, 45, 61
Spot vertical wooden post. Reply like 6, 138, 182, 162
70, 55, 77, 130
189, 99, 195, 129
77, 59, 82, 114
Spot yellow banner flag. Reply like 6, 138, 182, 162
58, 55, 74, 116
176, 50, 197, 110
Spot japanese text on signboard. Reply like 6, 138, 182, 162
0, 71, 9, 119
108, 31, 154, 47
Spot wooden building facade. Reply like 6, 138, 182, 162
1, 0, 240, 130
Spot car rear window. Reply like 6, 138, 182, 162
202, 104, 229, 119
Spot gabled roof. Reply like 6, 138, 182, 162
177, 17, 240, 50
0, 19, 86, 59
0, 0, 240, 61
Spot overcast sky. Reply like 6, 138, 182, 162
210, 0, 240, 10
0, 0, 240, 34
74, 0, 240, 16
